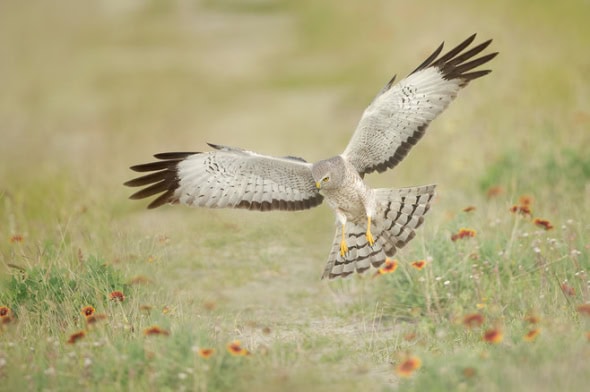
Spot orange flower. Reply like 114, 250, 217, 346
374, 259, 398, 276
395, 356, 422, 378
0, 306, 11, 318
509, 205, 532, 216
144, 326, 169, 336
81, 306, 95, 317
411, 260, 426, 270
523, 328, 540, 342
576, 304, 590, 316
197, 348, 215, 359
0, 306, 12, 324
463, 313, 484, 328
451, 228, 477, 242
561, 283, 575, 297
227, 340, 250, 356
67, 330, 86, 344
9, 234, 23, 243
533, 218, 554, 230
144, 326, 170, 336
109, 291, 125, 302
483, 328, 503, 344
463, 206, 476, 213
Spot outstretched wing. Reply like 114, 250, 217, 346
342, 34, 498, 176
124, 143, 323, 211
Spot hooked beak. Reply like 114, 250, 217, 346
315, 181, 321, 189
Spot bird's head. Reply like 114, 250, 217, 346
312, 157, 345, 191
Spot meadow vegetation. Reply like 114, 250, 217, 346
1, 0, 589, 391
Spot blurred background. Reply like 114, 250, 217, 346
1, 0, 588, 272
1, 2, 589, 389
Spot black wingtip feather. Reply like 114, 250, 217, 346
411, 41, 445, 74
153, 152, 197, 160
410, 34, 497, 85
125, 153, 190, 208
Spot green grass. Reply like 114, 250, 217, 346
1, 0, 589, 391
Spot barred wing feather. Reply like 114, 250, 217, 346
125, 144, 323, 211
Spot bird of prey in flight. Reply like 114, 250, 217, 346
125, 34, 497, 279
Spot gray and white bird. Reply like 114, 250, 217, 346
125, 34, 497, 279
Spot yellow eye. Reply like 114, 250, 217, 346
323, 177, 330, 182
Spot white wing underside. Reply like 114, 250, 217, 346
343, 34, 496, 176
125, 145, 323, 211
176, 147, 322, 211
343, 68, 460, 172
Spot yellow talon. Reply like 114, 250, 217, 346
340, 240, 348, 256
366, 216, 375, 246
366, 230, 375, 246
340, 223, 348, 256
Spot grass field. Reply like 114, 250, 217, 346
1, 0, 589, 391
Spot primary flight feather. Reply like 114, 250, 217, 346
125, 34, 497, 279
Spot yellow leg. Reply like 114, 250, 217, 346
339, 223, 348, 256
366, 216, 375, 246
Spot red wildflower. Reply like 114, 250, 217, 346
374, 259, 398, 276
197, 348, 215, 359
523, 329, 540, 342
109, 291, 125, 302
227, 340, 249, 356
533, 218, 554, 230
0, 306, 12, 324
411, 260, 426, 270
9, 234, 23, 243
81, 306, 95, 317
143, 326, 170, 336
67, 330, 86, 344
463, 206, 476, 213
451, 228, 477, 242
483, 328, 503, 344
0, 306, 10, 318
509, 205, 532, 216
395, 356, 422, 378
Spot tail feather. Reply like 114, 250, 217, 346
321, 184, 436, 280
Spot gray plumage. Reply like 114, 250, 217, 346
125, 34, 497, 279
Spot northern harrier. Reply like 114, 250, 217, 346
125, 34, 497, 279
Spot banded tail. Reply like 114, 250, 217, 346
321, 184, 436, 279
